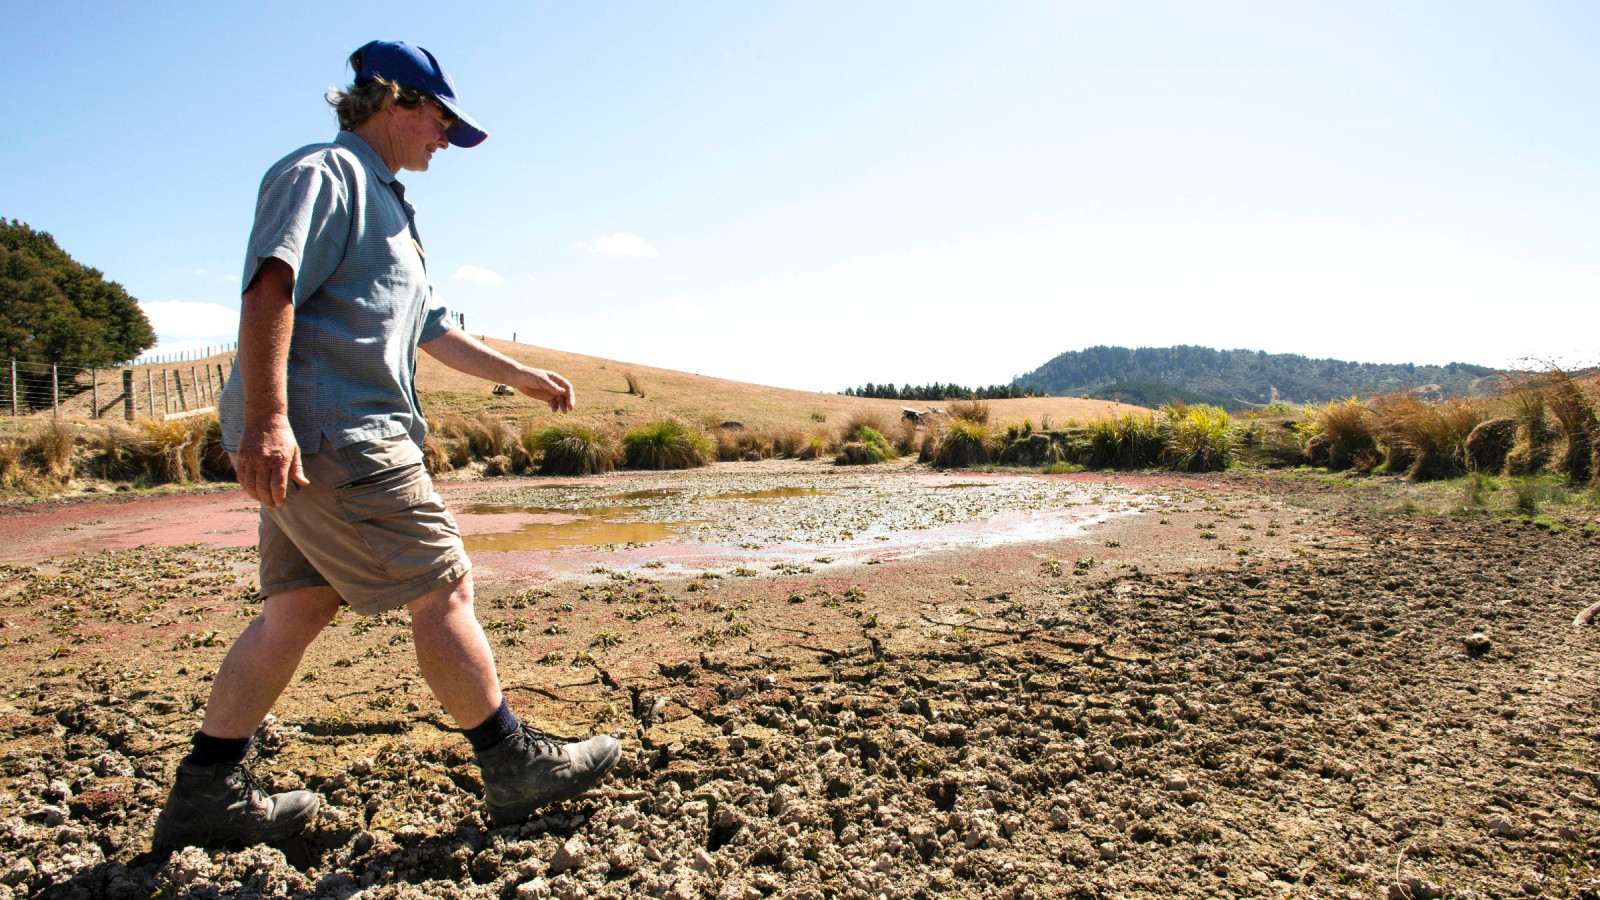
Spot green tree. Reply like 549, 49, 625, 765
0, 219, 155, 367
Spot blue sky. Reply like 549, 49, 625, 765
5, 2, 1598, 390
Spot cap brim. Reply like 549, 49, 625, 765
437, 96, 486, 148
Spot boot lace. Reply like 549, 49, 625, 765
518, 724, 562, 757
227, 763, 269, 802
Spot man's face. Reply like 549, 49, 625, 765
391, 99, 453, 172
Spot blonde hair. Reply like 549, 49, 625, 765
326, 76, 430, 131
326, 47, 447, 132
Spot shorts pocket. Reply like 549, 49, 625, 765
334, 463, 431, 522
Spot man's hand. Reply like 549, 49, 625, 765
420, 329, 577, 413
235, 415, 309, 507
515, 368, 576, 413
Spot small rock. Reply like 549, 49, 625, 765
0, 858, 35, 886
611, 807, 639, 830
515, 877, 550, 900
691, 848, 716, 874
1343, 864, 1369, 881
1488, 815, 1525, 839
32, 805, 68, 827
1048, 806, 1072, 828
1164, 773, 1189, 792
351, 757, 374, 776
88, 753, 134, 778
1464, 632, 1492, 655
1097, 841, 1119, 860
549, 838, 587, 873
1091, 752, 1118, 772
42, 781, 72, 803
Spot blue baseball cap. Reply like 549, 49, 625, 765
352, 40, 487, 148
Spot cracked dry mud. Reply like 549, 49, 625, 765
0, 465, 1597, 899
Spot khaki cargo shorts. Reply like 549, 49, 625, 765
246, 434, 471, 615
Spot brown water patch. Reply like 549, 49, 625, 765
462, 505, 692, 553
705, 487, 828, 501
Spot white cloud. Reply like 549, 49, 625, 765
452, 265, 505, 287
138, 300, 238, 340
589, 233, 659, 258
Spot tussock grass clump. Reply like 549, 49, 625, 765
529, 424, 617, 476
933, 420, 993, 469
1161, 404, 1233, 473
422, 434, 452, 475
1536, 370, 1598, 483
202, 417, 233, 479
772, 429, 807, 458
34, 420, 76, 480
999, 427, 1062, 466
437, 411, 514, 460
1305, 397, 1377, 471
714, 426, 774, 462
482, 455, 513, 476
1465, 417, 1516, 474
623, 419, 713, 470
1084, 413, 1163, 469
0, 436, 31, 491
836, 426, 898, 466
796, 436, 829, 460
892, 419, 920, 456
838, 411, 893, 444
1504, 391, 1554, 476
623, 371, 645, 397
138, 419, 205, 483
947, 399, 990, 424
1370, 394, 1484, 481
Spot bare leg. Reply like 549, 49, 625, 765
199, 586, 344, 740
408, 572, 502, 729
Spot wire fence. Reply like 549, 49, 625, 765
3, 355, 235, 421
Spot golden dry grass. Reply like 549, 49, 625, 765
414, 339, 1135, 435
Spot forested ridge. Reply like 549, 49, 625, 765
1015, 345, 1498, 406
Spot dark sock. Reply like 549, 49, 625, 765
184, 731, 252, 767
465, 698, 519, 753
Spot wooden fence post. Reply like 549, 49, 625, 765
51, 364, 58, 418
174, 368, 186, 411
92, 368, 98, 418
190, 366, 202, 405
216, 363, 226, 392
123, 370, 135, 421
8, 359, 15, 417
161, 369, 170, 415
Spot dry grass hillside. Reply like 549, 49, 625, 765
17, 342, 1135, 435
416, 338, 1137, 432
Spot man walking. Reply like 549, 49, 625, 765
153, 41, 619, 850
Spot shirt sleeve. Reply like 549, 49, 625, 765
419, 285, 457, 343
242, 160, 350, 306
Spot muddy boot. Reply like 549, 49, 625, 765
152, 760, 320, 850
477, 724, 621, 826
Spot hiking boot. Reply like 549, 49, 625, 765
477, 724, 620, 825
152, 759, 320, 850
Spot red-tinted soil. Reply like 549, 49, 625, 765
0, 462, 1596, 899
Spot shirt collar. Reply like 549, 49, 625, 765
335, 131, 396, 184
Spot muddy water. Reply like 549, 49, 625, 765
462, 472, 1157, 575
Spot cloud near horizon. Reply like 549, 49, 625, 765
452, 265, 505, 287
138, 300, 238, 339
579, 233, 659, 258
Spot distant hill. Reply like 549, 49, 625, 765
1015, 345, 1500, 407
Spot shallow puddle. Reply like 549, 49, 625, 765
463, 472, 1159, 573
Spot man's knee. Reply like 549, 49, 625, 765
260, 587, 343, 644
407, 574, 475, 623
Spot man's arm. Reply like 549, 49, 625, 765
235, 258, 310, 507
420, 328, 575, 413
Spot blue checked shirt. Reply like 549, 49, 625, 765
218, 131, 456, 454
